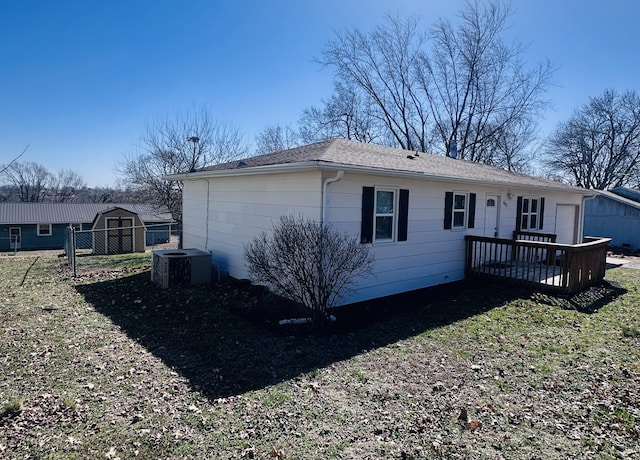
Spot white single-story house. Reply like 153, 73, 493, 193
167, 139, 595, 305
584, 188, 640, 252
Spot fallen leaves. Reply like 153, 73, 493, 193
1, 256, 640, 459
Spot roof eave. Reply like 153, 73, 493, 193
166, 161, 587, 195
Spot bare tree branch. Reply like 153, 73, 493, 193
119, 108, 249, 221
544, 89, 640, 189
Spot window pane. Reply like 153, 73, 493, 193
521, 215, 528, 230
487, 199, 496, 207
522, 199, 529, 213
375, 216, 393, 239
454, 194, 466, 210
453, 211, 465, 227
376, 191, 394, 214
531, 199, 538, 213
530, 214, 537, 229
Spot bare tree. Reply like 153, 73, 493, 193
50, 169, 86, 202
245, 215, 375, 327
544, 89, 640, 189
255, 124, 300, 154
299, 81, 380, 144
321, 15, 431, 152
317, 1, 552, 171
120, 108, 249, 221
0, 161, 53, 202
419, 1, 553, 165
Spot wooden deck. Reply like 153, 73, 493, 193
465, 234, 612, 295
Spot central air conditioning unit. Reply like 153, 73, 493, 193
151, 248, 212, 288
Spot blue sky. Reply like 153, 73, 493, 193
1, 0, 639, 187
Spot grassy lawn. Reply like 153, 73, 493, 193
0, 253, 639, 459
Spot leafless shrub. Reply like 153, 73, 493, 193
245, 215, 375, 326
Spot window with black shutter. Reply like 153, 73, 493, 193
516, 196, 545, 231
361, 186, 409, 243
444, 191, 476, 229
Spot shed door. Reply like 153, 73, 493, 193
555, 205, 578, 244
107, 218, 134, 254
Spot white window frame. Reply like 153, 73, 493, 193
373, 187, 398, 243
452, 191, 469, 229
37, 223, 52, 236
520, 197, 541, 230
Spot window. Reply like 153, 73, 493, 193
37, 224, 52, 236
516, 196, 545, 231
374, 189, 396, 241
444, 191, 476, 230
452, 193, 467, 228
361, 186, 409, 244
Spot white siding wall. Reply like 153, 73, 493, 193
324, 172, 585, 304
182, 171, 323, 278
182, 168, 585, 305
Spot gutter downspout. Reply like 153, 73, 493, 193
322, 170, 344, 224
580, 193, 597, 241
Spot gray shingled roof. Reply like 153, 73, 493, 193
185, 139, 587, 193
0, 203, 173, 225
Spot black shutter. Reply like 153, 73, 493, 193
516, 196, 523, 232
539, 197, 545, 229
467, 193, 476, 229
361, 186, 374, 244
398, 189, 409, 241
444, 191, 453, 230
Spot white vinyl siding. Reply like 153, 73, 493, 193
182, 171, 324, 278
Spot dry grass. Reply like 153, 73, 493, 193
0, 254, 639, 459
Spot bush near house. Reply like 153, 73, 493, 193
244, 215, 375, 327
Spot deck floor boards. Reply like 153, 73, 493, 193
470, 260, 566, 288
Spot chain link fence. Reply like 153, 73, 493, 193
65, 222, 181, 276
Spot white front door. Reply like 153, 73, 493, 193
484, 195, 500, 237
555, 205, 579, 244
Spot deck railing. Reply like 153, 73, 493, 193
465, 235, 611, 294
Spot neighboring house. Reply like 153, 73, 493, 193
167, 139, 594, 305
584, 189, 640, 252
0, 203, 173, 252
